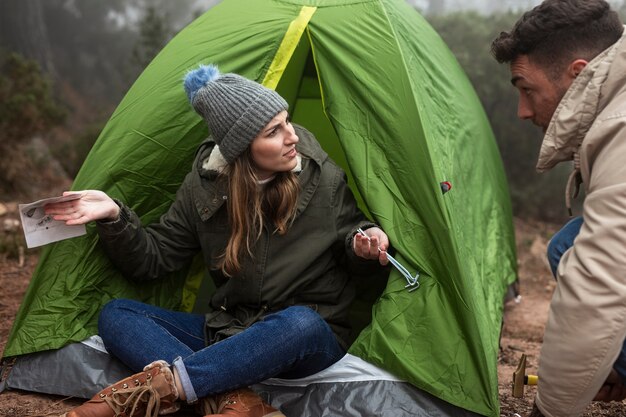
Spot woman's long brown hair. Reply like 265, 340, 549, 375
220, 147, 300, 276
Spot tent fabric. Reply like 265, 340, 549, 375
258, 381, 481, 417
0, 342, 480, 417
1, 1, 517, 416
0, 338, 132, 399
257, 353, 480, 417
256, 382, 481, 417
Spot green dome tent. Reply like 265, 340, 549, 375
0, 0, 517, 416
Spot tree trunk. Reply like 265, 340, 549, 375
0, 0, 57, 78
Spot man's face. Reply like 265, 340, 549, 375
510, 55, 572, 133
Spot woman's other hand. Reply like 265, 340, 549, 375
353, 227, 389, 266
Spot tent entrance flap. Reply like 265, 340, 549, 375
276, 37, 368, 216
273, 34, 382, 337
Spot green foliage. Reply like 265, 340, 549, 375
38, 0, 199, 106
0, 52, 65, 144
53, 122, 105, 178
41, 0, 141, 106
131, 6, 172, 70
427, 11, 575, 221
0, 51, 67, 197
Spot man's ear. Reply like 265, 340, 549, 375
568, 59, 589, 78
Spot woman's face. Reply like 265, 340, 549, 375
250, 110, 299, 180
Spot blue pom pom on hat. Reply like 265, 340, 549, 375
183, 64, 288, 163
183, 64, 220, 103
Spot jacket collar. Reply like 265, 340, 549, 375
200, 144, 303, 175
536, 28, 626, 173
191, 124, 327, 221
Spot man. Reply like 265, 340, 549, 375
491, 1, 626, 416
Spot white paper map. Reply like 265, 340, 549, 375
19, 194, 87, 248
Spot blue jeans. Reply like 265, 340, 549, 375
548, 216, 626, 382
98, 300, 345, 402
547, 216, 584, 277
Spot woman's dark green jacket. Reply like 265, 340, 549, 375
96, 125, 381, 350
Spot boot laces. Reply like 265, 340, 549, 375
105, 385, 160, 417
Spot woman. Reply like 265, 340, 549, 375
47, 64, 389, 417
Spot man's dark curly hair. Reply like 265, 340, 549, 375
491, 0, 623, 79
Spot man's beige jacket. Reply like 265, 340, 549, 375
534, 28, 626, 417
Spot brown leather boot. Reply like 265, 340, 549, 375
60, 360, 180, 417
201, 388, 285, 417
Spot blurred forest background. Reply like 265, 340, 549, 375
2, 0, 626, 222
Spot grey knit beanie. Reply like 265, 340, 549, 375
183, 64, 288, 163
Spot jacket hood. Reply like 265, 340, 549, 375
536, 27, 626, 173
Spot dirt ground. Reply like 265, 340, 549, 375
0, 204, 625, 416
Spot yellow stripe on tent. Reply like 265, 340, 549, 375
263, 6, 317, 90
